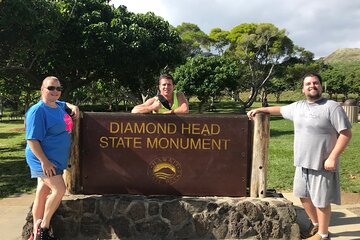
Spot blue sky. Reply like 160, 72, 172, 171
110, 0, 360, 59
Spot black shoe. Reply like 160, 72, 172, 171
40, 227, 56, 240
300, 222, 319, 239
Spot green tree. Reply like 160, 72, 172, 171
1, 0, 184, 109
174, 55, 239, 113
226, 23, 295, 111
0, 0, 62, 110
345, 72, 360, 98
209, 28, 230, 55
38, 0, 119, 100
113, 11, 183, 101
71, 78, 135, 111
263, 77, 287, 103
176, 22, 210, 57
321, 63, 360, 100
321, 67, 346, 100
264, 47, 322, 102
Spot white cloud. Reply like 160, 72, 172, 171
110, 0, 360, 58
110, 0, 171, 20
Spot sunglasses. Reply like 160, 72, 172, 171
46, 86, 63, 91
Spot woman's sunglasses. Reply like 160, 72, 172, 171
46, 86, 63, 91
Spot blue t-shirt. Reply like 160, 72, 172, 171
25, 100, 73, 172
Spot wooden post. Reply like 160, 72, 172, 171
250, 113, 270, 198
342, 105, 359, 123
64, 113, 81, 194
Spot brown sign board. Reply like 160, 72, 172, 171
80, 112, 250, 197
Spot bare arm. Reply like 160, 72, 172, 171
131, 97, 161, 113
162, 92, 189, 114
65, 102, 80, 119
27, 140, 57, 177
175, 92, 189, 113
324, 128, 352, 170
247, 106, 282, 120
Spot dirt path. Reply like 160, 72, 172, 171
341, 192, 360, 205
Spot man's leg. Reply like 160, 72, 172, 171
316, 205, 331, 235
294, 167, 320, 238
308, 169, 339, 239
300, 197, 318, 225
304, 205, 331, 239
40, 175, 66, 229
32, 178, 51, 233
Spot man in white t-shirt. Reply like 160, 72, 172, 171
247, 73, 352, 240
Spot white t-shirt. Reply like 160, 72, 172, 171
280, 98, 351, 170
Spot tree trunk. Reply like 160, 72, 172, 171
198, 101, 205, 113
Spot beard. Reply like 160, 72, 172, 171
306, 92, 322, 102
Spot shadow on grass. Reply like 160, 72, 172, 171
270, 129, 294, 137
0, 176, 36, 198
0, 155, 25, 161
0, 144, 25, 154
269, 116, 286, 121
269, 116, 294, 137
0, 157, 36, 198
189, 101, 244, 114
0, 131, 24, 139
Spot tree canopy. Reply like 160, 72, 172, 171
175, 22, 210, 57
0, 0, 184, 110
174, 55, 239, 112
225, 23, 295, 109
2, 0, 356, 114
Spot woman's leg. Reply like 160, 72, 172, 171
40, 175, 66, 229
32, 178, 51, 233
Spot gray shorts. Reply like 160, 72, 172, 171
293, 166, 340, 208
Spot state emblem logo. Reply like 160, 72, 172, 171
147, 156, 182, 184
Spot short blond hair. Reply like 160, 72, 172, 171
42, 76, 60, 87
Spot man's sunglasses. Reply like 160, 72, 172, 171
46, 86, 63, 91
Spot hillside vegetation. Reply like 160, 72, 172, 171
323, 48, 360, 64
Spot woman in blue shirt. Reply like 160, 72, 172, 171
26, 76, 79, 240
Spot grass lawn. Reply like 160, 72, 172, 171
0, 103, 359, 198
0, 120, 36, 198
267, 116, 360, 192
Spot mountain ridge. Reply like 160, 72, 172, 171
323, 48, 360, 64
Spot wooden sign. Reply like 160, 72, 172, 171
79, 112, 250, 196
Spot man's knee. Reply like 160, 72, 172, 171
316, 205, 331, 211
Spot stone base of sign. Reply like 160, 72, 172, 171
22, 194, 300, 239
